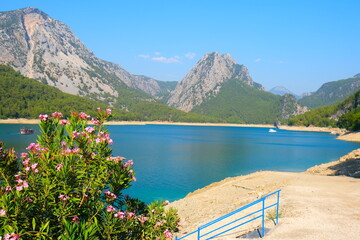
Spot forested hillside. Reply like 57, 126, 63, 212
289, 89, 360, 130
0, 65, 134, 119
0, 65, 218, 122
192, 79, 293, 123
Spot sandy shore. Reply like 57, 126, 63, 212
0, 118, 40, 124
4, 118, 360, 142
169, 150, 360, 240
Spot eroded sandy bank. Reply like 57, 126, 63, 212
169, 150, 360, 240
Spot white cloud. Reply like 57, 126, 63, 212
255, 58, 262, 62
138, 54, 150, 59
185, 52, 196, 59
154, 52, 161, 55
152, 56, 181, 64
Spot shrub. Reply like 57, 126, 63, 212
0, 109, 179, 239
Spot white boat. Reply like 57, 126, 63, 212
269, 129, 277, 133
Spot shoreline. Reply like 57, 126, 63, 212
3, 118, 360, 142
170, 149, 360, 239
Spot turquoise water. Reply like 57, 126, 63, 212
1, 124, 359, 203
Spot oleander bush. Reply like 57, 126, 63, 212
0, 109, 179, 239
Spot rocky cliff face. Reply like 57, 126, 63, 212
279, 94, 308, 119
0, 7, 169, 99
167, 52, 264, 111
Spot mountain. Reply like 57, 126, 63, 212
167, 52, 264, 112
299, 75, 360, 109
289, 89, 360, 129
0, 7, 172, 100
167, 52, 307, 123
269, 86, 300, 99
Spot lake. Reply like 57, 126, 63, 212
0, 124, 359, 203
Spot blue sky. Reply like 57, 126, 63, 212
1, 0, 359, 95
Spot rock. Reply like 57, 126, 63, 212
0, 7, 170, 99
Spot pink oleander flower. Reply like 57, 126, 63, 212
5, 186, 12, 192
72, 216, 79, 224
0, 209, 6, 215
107, 205, 116, 212
15, 179, 29, 191
155, 220, 166, 228
84, 126, 95, 133
123, 160, 134, 167
58, 195, 69, 201
126, 212, 136, 219
56, 163, 64, 171
31, 163, 38, 169
72, 131, 80, 138
4, 232, 20, 240
22, 181, 29, 188
78, 112, 90, 120
26, 143, 40, 153
104, 190, 117, 199
114, 211, 125, 219
164, 229, 173, 239
60, 119, 69, 126
39, 114, 48, 121
22, 158, 30, 166
109, 156, 125, 163
97, 107, 101, 112
20, 152, 28, 159
91, 118, 101, 125
140, 216, 147, 223
64, 148, 80, 155
52, 112, 63, 118
95, 138, 101, 144
25, 166, 30, 172
106, 108, 112, 115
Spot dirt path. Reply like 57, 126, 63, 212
170, 166, 360, 239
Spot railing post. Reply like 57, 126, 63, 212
276, 190, 280, 225
261, 198, 265, 238
197, 227, 200, 240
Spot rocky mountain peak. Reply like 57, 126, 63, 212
0, 7, 171, 100
21, 7, 48, 17
167, 52, 263, 112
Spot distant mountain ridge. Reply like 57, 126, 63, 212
269, 86, 300, 99
0, 7, 174, 100
299, 75, 360, 109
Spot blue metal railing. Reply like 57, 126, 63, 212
175, 190, 281, 240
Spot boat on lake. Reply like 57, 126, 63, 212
269, 129, 277, 133
20, 128, 34, 135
